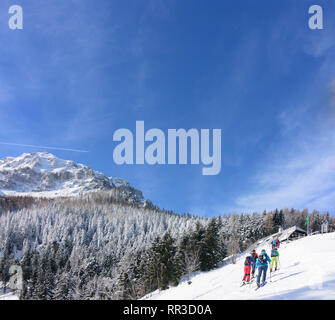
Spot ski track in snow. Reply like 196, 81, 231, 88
0, 292, 19, 300
144, 232, 335, 300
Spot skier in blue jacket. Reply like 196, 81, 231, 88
255, 249, 271, 287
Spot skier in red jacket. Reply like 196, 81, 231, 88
241, 254, 254, 285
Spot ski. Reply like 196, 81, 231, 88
240, 279, 254, 287
255, 281, 267, 291
261, 281, 267, 287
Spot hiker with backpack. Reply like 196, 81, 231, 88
270, 248, 279, 272
275, 237, 280, 248
250, 250, 258, 278
241, 254, 254, 286
255, 249, 271, 288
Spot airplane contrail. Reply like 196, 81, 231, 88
0, 142, 89, 153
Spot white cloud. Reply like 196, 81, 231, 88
233, 28, 335, 213
302, 30, 335, 58
236, 148, 335, 212
235, 91, 335, 212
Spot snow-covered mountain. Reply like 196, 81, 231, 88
144, 232, 335, 300
0, 152, 150, 206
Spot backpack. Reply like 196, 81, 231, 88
271, 249, 276, 257
244, 256, 252, 266
258, 253, 267, 264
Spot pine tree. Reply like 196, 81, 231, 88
143, 232, 180, 291
0, 257, 9, 293
179, 232, 201, 281
54, 272, 75, 300
118, 271, 134, 299
201, 218, 225, 271
264, 211, 275, 235
191, 222, 207, 271
273, 209, 285, 232
21, 239, 32, 281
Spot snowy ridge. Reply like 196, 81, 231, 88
144, 232, 335, 300
0, 152, 150, 206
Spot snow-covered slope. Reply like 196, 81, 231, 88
0, 152, 150, 206
145, 232, 335, 300
0, 291, 19, 300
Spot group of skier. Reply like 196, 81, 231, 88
241, 237, 281, 288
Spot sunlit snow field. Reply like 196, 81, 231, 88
145, 232, 335, 300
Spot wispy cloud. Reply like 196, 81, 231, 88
235, 78, 335, 212
236, 147, 335, 212
230, 16, 335, 214
0, 142, 89, 153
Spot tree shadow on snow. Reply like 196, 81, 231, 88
285, 262, 300, 269
268, 278, 335, 300
271, 271, 304, 283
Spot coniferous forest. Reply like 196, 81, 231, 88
0, 192, 333, 300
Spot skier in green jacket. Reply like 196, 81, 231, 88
270, 248, 279, 272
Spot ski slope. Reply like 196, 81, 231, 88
144, 232, 335, 300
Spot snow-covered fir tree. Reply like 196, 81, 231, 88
0, 194, 333, 299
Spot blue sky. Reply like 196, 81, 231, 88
0, 0, 335, 216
